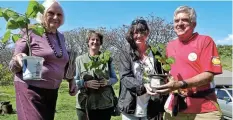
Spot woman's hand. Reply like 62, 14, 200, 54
99, 79, 109, 87
85, 80, 101, 89
12, 53, 27, 67
68, 79, 77, 96
144, 83, 157, 96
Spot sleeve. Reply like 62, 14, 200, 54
8, 32, 29, 73
119, 51, 146, 96
107, 60, 118, 85
74, 57, 85, 89
199, 36, 222, 75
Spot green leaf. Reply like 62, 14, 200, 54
7, 19, 18, 29
4, 9, 19, 19
2, 12, 9, 21
162, 64, 171, 72
1, 30, 11, 44
16, 16, 27, 28
0, 8, 3, 17
12, 34, 22, 43
90, 61, 101, 70
95, 69, 104, 77
26, 0, 39, 18
38, 4, 45, 14
31, 24, 45, 37
158, 43, 165, 50
84, 63, 89, 71
150, 46, 158, 54
103, 50, 110, 62
145, 48, 150, 55
166, 57, 175, 64
155, 55, 161, 61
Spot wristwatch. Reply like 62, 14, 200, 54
180, 80, 188, 89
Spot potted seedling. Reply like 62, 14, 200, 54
83, 50, 111, 86
0, 0, 45, 80
144, 43, 175, 98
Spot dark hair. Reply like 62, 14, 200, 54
86, 30, 103, 45
125, 18, 150, 60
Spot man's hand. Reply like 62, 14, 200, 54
85, 80, 100, 89
155, 80, 182, 94
144, 83, 158, 96
68, 79, 77, 96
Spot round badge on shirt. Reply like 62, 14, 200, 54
188, 52, 197, 61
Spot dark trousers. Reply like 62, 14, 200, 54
76, 107, 114, 120
15, 81, 58, 120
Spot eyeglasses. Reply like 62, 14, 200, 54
131, 19, 147, 25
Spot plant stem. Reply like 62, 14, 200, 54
25, 24, 32, 56
161, 62, 164, 74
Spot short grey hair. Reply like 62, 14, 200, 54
174, 6, 197, 23
36, 0, 64, 25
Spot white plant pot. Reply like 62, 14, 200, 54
22, 56, 44, 80
149, 75, 166, 100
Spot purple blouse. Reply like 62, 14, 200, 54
9, 31, 69, 89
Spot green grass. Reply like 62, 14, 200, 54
0, 81, 121, 120
220, 56, 232, 71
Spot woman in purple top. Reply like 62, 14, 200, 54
8, 0, 77, 120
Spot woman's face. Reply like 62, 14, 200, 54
44, 2, 63, 32
133, 31, 148, 45
88, 33, 101, 51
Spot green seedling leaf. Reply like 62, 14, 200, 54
158, 43, 165, 50
162, 64, 171, 72
7, 19, 18, 29
16, 16, 27, 28
38, 4, 45, 14
145, 48, 150, 55
95, 69, 104, 77
0, 8, 3, 17
4, 9, 19, 19
12, 34, 22, 43
84, 63, 90, 71
26, 0, 39, 18
103, 50, 111, 62
32, 24, 45, 37
1, 30, 11, 44
166, 57, 175, 64
150, 46, 158, 54
90, 61, 101, 70
155, 55, 162, 61
2, 12, 9, 21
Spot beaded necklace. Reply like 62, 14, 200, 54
45, 32, 63, 58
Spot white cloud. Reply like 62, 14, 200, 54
216, 34, 233, 45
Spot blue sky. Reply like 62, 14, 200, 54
0, 1, 232, 45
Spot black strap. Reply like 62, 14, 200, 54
189, 88, 215, 98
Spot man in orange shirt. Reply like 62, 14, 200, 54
155, 6, 223, 120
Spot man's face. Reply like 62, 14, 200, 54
174, 12, 195, 40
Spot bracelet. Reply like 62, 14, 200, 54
180, 80, 188, 89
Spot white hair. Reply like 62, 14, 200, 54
174, 6, 197, 23
36, 0, 64, 25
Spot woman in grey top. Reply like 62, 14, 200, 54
118, 18, 168, 120
9, 0, 77, 120
74, 30, 118, 120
